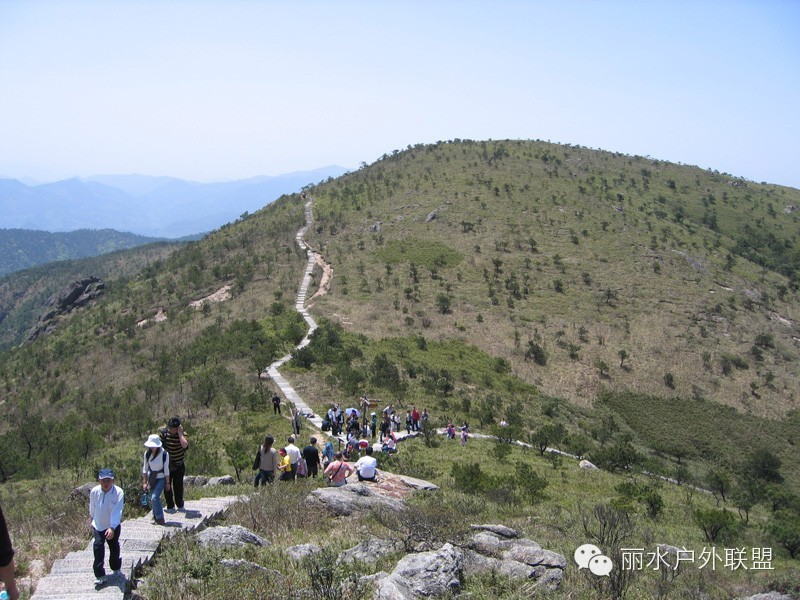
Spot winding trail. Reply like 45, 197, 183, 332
267, 200, 325, 431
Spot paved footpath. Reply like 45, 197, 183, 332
31, 496, 240, 600
267, 200, 325, 431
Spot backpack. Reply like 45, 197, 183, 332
297, 457, 308, 477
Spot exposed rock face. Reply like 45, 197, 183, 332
338, 538, 403, 565
28, 276, 105, 340
470, 524, 519, 538
196, 525, 267, 548
375, 543, 463, 599
207, 475, 236, 486
305, 483, 408, 516
69, 482, 95, 501
462, 529, 566, 593
579, 459, 599, 470
219, 558, 282, 580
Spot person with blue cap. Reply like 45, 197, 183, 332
89, 468, 124, 586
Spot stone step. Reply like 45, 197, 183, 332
32, 495, 242, 600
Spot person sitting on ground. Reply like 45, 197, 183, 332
344, 433, 358, 459
354, 446, 378, 482
382, 431, 398, 454
347, 414, 360, 437
277, 448, 293, 481
322, 440, 335, 467
323, 452, 353, 487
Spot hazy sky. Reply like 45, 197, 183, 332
1, 1, 798, 187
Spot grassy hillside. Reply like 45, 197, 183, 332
0, 141, 798, 598
305, 140, 799, 418
0, 241, 185, 350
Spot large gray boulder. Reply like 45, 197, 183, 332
375, 543, 463, 599
339, 538, 403, 565
463, 530, 565, 592
468, 531, 541, 558
286, 543, 322, 561
196, 525, 267, 548
207, 475, 236, 486
463, 550, 538, 580
306, 483, 407, 516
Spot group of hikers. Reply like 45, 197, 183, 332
252, 433, 378, 487
85, 416, 189, 586
0, 394, 459, 592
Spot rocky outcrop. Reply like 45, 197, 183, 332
306, 483, 408, 516
462, 528, 566, 593
374, 543, 463, 599
196, 525, 267, 548
183, 475, 235, 487
339, 538, 403, 565
28, 276, 105, 340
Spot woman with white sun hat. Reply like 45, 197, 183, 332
142, 433, 170, 525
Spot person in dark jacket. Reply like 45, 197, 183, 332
301, 437, 322, 478
0, 503, 19, 600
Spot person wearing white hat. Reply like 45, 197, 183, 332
142, 434, 170, 525
89, 468, 124, 586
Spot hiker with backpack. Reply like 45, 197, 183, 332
272, 393, 281, 415
142, 434, 170, 525
253, 435, 278, 486
323, 452, 353, 487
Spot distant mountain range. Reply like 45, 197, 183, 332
0, 166, 347, 238
0, 228, 173, 277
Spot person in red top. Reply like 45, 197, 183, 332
411, 406, 420, 431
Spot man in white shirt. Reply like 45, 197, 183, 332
284, 436, 302, 479
354, 446, 378, 482
89, 468, 124, 586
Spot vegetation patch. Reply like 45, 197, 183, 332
375, 238, 462, 270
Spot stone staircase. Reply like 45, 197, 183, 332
31, 496, 241, 600
267, 199, 325, 431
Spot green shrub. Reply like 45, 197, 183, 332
692, 507, 737, 543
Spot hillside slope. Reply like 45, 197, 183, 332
305, 140, 800, 418
0, 141, 798, 492
0, 228, 169, 277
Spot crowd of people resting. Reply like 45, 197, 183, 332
254, 399, 415, 488
252, 434, 380, 488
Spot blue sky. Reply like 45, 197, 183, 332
0, 1, 798, 187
